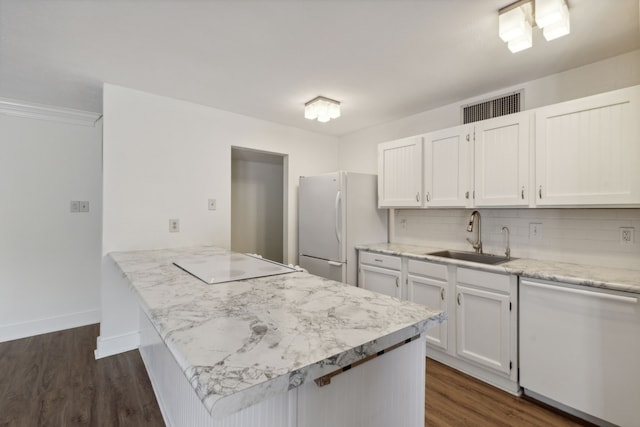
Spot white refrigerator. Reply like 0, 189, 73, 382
298, 171, 387, 285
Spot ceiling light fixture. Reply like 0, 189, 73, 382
304, 96, 341, 123
498, 0, 570, 53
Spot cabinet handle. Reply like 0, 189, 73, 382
440, 288, 445, 301
465, 191, 469, 199
521, 186, 525, 200
466, 134, 470, 142
457, 293, 461, 305
416, 192, 420, 202
374, 258, 383, 263
395, 277, 399, 288
426, 192, 431, 202
538, 186, 542, 199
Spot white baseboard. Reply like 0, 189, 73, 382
0, 309, 100, 343
94, 331, 140, 359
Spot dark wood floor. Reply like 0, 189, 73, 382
425, 358, 590, 427
1, 325, 588, 427
0, 324, 164, 427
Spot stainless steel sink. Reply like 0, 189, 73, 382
427, 250, 512, 265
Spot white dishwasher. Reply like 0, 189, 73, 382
520, 278, 640, 427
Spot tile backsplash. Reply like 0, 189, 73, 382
392, 208, 640, 271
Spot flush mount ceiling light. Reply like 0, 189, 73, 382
304, 96, 341, 123
498, 0, 570, 53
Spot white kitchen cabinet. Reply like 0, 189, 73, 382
535, 85, 640, 206
358, 251, 402, 299
455, 268, 513, 375
474, 112, 530, 207
422, 125, 473, 208
520, 279, 640, 427
377, 136, 422, 208
407, 259, 448, 351
407, 259, 519, 394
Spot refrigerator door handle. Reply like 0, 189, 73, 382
327, 261, 342, 267
334, 190, 342, 244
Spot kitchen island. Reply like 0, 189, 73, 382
103, 246, 444, 427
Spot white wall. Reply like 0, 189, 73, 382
103, 83, 339, 259
338, 50, 640, 270
231, 149, 284, 262
0, 109, 102, 342
98, 83, 339, 356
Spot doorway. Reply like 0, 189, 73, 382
231, 147, 287, 263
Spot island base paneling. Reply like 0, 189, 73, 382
140, 309, 428, 427
297, 337, 426, 427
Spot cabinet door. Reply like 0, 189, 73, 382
535, 86, 640, 206
474, 113, 529, 206
455, 285, 511, 375
377, 136, 423, 208
358, 264, 401, 299
408, 274, 447, 350
423, 125, 473, 208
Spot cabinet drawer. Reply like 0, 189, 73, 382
457, 267, 510, 293
407, 259, 447, 280
359, 251, 401, 270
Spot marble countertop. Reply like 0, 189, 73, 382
109, 246, 444, 419
356, 243, 640, 295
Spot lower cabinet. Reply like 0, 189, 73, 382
407, 260, 448, 351
407, 259, 519, 395
455, 268, 513, 376
358, 251, 519, 394
358, 251, 402, 299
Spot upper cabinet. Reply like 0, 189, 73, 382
474, 112, 530, 207
377, 84, 640, 209
423, 125, 473, 208
535, 86, 640, 206
377, 136, 423, 208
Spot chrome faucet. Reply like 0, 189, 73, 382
466, 210, 482, 253
501, 226, 511, 259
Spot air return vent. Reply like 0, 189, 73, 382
461, 90, 523, 124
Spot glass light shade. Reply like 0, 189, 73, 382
304, 97, 341, 122
542, 4, 570, 40
507, 22, 533, 52
304, 103, 317, 120
499, 6, 527, 42
535, 0, 566, 28
328, 102, 341, 119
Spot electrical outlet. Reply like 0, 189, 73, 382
620, 227, 634, 244
78, 201, 90, 212
529, 223, 543, 241
208, 199, 217, 211
169, 219, 180, 233
70, 201, 80, 213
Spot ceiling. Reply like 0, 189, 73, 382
1, 0, 638, 136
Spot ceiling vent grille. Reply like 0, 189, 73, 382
461, 90, 523, 124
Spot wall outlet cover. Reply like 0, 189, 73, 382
169, 219, 180, 233
70, 201, 80, 213
529, 223, 543, 241
208, 199, 217, 211
620, 227, 634, 244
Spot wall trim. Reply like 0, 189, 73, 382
0, 97, 102, 127
94, 331, 140, 359
0, 309, 100, 343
